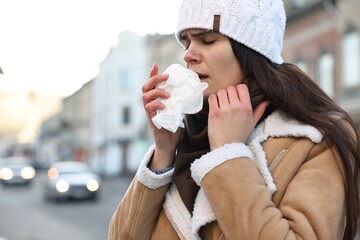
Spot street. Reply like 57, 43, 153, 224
0, 170, 133, 240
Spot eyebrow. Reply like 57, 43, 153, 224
180, 30, 214, 41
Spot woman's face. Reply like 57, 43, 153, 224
180, 28, 245, 96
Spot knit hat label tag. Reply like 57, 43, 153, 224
213, 15, 220, 33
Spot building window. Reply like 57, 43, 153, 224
342, 29, 360, 88
120, 69, 133, 90
122, 106, 130, 125
317, 52, 334, 97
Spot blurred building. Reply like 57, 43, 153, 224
63, 80, 92, 162
37, 81, 92, 165
90, 31, 149, 176
37, 113, 65, 164
283, 0, 360, 127
146, 33, 184, 73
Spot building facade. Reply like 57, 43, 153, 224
283, 0, 360, 127
90, 31, 149, 176
37, 81, 92, 166
62, 81, 92, 162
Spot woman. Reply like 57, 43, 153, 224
109, 0, 360, 239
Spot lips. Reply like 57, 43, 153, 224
196, 72, 208, 81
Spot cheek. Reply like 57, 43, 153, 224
221, 49, 239, 70
211, 45, 237, 68
217, 53, 242, 84
204, 45, 243, 95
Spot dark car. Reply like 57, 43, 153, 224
44, 161, 101, 202
0, 156, 36, 186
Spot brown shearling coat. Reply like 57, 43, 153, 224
108, 111, 346, 240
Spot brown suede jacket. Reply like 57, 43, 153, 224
108, 110, 346, 240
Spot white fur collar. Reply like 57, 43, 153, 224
249, 110, 323, 144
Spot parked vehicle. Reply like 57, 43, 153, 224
0, 156, 36, 186
44, 161, 101, 202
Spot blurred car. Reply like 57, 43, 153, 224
0, 156, 36, 186
44, 161, 101, 202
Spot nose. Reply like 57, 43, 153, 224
183, 45, 200, 67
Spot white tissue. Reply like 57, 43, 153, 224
151, 64, 209, 133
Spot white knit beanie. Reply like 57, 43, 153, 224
176, 0, 286, 64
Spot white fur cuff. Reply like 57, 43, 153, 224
191, 143, 253, 186
136, 145, 174, 189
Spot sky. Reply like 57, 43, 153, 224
0, 0, 183, 97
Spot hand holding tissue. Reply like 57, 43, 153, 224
151, 64, 209, 133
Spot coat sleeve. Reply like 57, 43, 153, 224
108, 145, 174, 240
191, 140, 346, 239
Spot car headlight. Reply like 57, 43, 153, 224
20, 167, 36, 179
56, 180, 69, 193
47, 168, 59, 179
1, 168, 14, 180
86, 179, 100, 192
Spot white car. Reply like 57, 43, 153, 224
44, 161, 101, 202
0, 156, 36, 186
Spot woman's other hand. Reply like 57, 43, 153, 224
208, 84, 269, 150
142, 63, 182, 169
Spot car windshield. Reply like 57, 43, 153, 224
51, 162, 91, 174
0, 157, 31, 167
58, 168, 89, 174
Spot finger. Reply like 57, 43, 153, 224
227, 86, 240, 105
208, 94, 219, 113
216, 89, 229, 108
149, 63, 158, 77
142, 88, 170, 105
253, 100, 270, 124
144, 100, 166, 117
142, 73, 169, 93
236, 84, 251, 106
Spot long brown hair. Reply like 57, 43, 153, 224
230, 39, 360, 239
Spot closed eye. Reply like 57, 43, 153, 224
203, 40, 216, 45
180, 30, 218, 50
